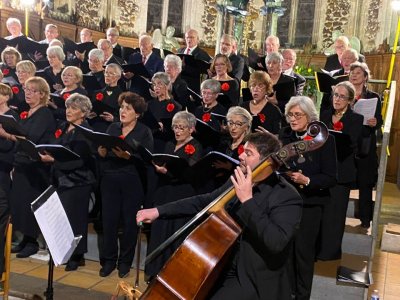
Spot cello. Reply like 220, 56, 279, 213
140, 121, 328, 300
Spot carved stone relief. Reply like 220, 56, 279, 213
322, 0, 351, 49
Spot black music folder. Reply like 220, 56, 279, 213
4, 36, 48, 56
316, 72, 349, 94
177, 54, 211, 74
328, 129, 353, 161
35, 70, 57, 88
50, 93, 66, 108
193, 118, 221, 148
273, 79, 296, 102
16, 137, 80, 162
83, 74, 103, 91
72, 124, 134, 153
63, 37, 96, 54
121, 63, 151, 78
91, 100, 117, 116
0, 114, 27, 136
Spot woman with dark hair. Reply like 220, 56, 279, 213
145, 111, 202, 280
194, 79, 227, 131
279, 96, 337, 300
39, 93, 95, 271
210, 54, 240, 109
98, 92, 153, 278
7, 77, 56, 258
319, 81, 363, 260
242, 71, 282, 134
349, 62, 383, 228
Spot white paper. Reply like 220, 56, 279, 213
32, 187, 81, 266
353, 98, 378, 125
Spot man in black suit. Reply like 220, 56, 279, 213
282, 49, 306, 95
125, 35, 164, 99
97, 39, 125, 65
39, 24, 59, 44
178, 29, 211, 93
106, 27, 123, 60
219, 34, 245, 83
137, 132, 302, 300
324, 36, 365, 72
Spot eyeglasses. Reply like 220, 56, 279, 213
201, 91, 216, 96
214, 63, 226, 67
227, 120, 246, 128
24, 88, 39, 94
152, 82, 165, 88
333, 93, 349, 101
104, 72, 118, 77
171, 125, 189, 131
285, 112, 306, 120
249, 83, 266, 90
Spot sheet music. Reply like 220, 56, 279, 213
31, 186, 81, 266
353, 98, 378, 125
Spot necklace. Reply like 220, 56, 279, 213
334, 109, 346, 118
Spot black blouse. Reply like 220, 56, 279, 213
242, 100, 282, 134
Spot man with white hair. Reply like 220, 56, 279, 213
5, 18, 23, 40
125, 35, 164, 99
106, 27, 123, 59
219, 34, 244, 83
98, 39, 125, 66
282, 49, 306, 95
324, 36, 365, 71
39, 24, 59, 44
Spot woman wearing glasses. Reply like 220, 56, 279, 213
319, 81, 363, 261
42, 45, 66, 92
242, 71, 283, 134
194, 79, 227, 132
7, 77, 56, 258
97, 92, 153, 278
9, 60, 36, 113
209, 54, 240, 109
146, 111, 202, 281
349, 62, 382, 228
278, 96, 337, 300
88, 63, 123, 133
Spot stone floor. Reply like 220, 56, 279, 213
3, 182, 400, 299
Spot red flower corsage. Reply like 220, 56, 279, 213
333, 121, 344, 131
2, 69, 10, 76
221, 82, 230, 92
63, 93, 71, 100
166, 103, 175, 112
303, 135, 313, 141
258, 113, 266, 123
95, 93, 104, 101
54, 129, 63, 138
184, 144, 196, 155
237, 144, 244, 155
118, 135, 125, 140
11, 86, 19, 94
202, 113, 211, 122
20, 111, 28, 119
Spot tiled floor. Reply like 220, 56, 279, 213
5, 182, 400, 299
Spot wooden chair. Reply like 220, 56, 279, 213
0, 221, 12, 300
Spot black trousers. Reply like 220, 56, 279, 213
317, 184, 351, 260
100, 172, 143, 267
292, 205, 322, 300
58, 185, 92, 255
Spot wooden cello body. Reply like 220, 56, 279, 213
140, 121, 328, 300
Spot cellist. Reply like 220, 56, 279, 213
136, 131, 302, 300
